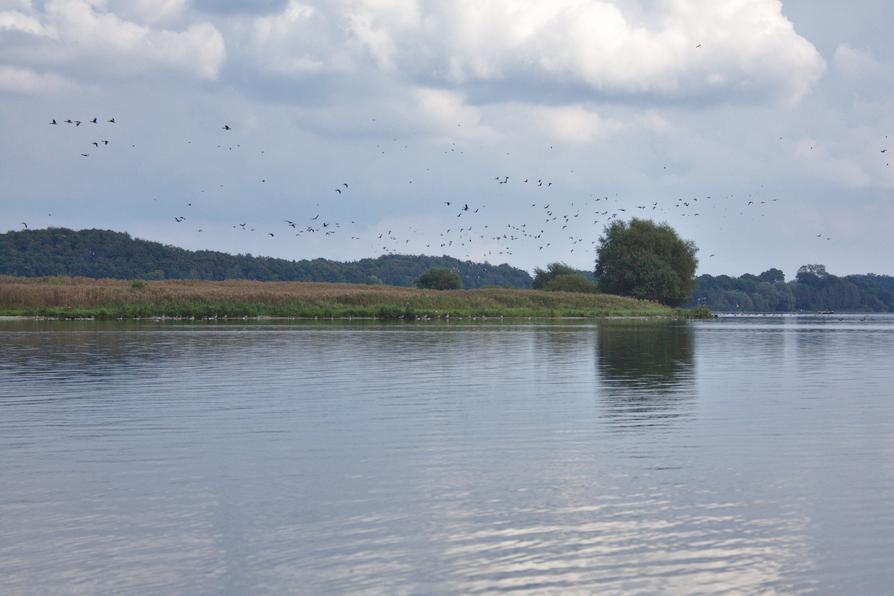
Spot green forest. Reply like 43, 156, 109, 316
688, 265, 894, 312
0, 228, 533, 289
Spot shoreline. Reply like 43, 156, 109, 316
0, 314, 693, 322
0, 276, 711, 320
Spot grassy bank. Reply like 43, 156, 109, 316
0, 276, 703, 319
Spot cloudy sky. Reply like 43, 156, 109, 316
1, 0, 891, 277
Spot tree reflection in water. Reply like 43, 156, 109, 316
596, 321, 695, 428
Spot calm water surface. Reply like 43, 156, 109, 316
1, 316, 893, 594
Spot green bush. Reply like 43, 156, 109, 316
533, 263, 578, 289
545, 274, 598, 293
415, 267, 462, 290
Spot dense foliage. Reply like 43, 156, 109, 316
0, 228, 533, 288
595, 219, 698, 307
532, 262, 597, 293
689, 265, 894, 312
415, 267, 462, 290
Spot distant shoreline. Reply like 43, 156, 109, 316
0, 276, 705, 320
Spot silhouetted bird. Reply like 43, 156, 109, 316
20, 222, 27, 229
222, 124, 231, 130
90, 118, 97, 124
50, 119, 57, 125
107, 118, 116, 123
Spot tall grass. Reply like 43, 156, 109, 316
0, 276, 680, 319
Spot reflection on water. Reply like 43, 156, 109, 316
598, 321, 694, 390
596, 321, 695, 430
1, 318, 894, 594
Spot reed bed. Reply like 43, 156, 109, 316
0, 275, 679, 319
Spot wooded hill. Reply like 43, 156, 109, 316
0, 228, 533, 289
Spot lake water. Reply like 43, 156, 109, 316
1, 316, 893, 594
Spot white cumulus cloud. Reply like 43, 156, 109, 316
0, 65, 74, 93
0, 0, 225, 83
338, 0, 826, 104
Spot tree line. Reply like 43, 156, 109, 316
0, 228, 533, 289
688, 264, 894, 312
6, 226, 893, 312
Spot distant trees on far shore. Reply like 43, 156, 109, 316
689, 265, 894, 312
0, 228, 533, 289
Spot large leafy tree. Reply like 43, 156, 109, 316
595, 219, 698, 307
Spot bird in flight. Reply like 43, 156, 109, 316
80, 153, 89, 157
20, 222, 27, 229
175, 217, 186, 222
107, 118, 116, 123
222, 124, 231, 131
335, 188, 342, 194
50, 119, 57, 125
90, 118, 97, 124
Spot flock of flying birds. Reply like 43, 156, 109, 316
33, 114, 892, 266
49, 117, 117, 157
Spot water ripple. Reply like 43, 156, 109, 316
1, 318, 894, 593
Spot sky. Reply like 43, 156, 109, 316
1, 0, 892, 278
